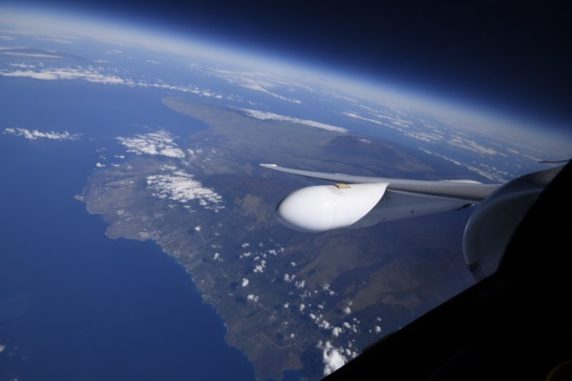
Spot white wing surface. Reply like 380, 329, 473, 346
261, 163, 501, 232
260, 163, 500, 202
261, 162, 565, 278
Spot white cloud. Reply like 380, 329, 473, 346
105, 49, 124, 55
449, 135, 498, 155
34, 36, 77, 45
253, 260, 266, 273
117, 130, 185, 159
139, 81, 226, 100
95, 162, 105, 168
240, 81, 302, 104
420, 148, 462, 166
0, 51, 62, 58
420, 148, 507, 182
247, 294, 259, 302
0, 67, 125, 84
8, 63, 35, 69
345, 110, 505, 159
0, 343, 5, 352
241, 278, 249, 288
343, 111, 385, 126
318, 319, 331, 330
241, 108, 347, 133
146, 170, 224, 211
317, 341, 348, 376
465, 164, 507, 182
3, 127, 79, 141
0, 64, 236, 101
332, 327, 342, 337
374, 326, 381, 333
210, 69, 302, 104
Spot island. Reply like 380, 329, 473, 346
80, 98, 474, 380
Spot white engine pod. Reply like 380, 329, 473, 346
462, 164, 562, 279
277, 183, 388, 232
462, 187, 541, 279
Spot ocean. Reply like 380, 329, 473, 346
0, 79, 256, 381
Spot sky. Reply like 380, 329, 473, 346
1, 0, 571, 133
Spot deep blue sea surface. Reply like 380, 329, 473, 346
0, 79, 256, 381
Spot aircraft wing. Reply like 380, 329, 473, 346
260, 163, 502, 232
261, 162, 565, 277
260, 163, 501, 202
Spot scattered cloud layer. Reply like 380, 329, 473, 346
343, 109, 501, 154
117, 130, 185, 159
420, 147, 508, 182
342, 108, 537, 181
146, 170, 224, 211
242, 108, 347, 133
0, 64, 235, 101
3, 127, 79, 141
210, 69, 303, 104
0, 67, 125, 84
